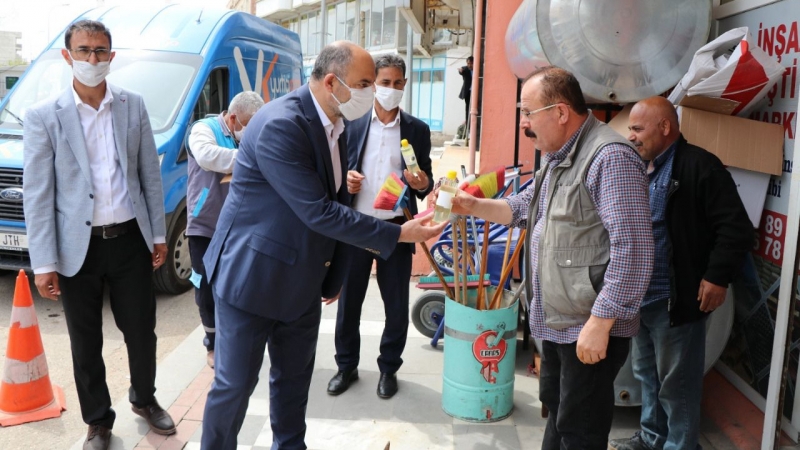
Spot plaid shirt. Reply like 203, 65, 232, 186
506, 120, 653, 344
642, 143, 676, 307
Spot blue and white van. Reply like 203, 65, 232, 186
0, 4, 304, 293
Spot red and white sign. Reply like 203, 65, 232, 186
472, 330, 507, 384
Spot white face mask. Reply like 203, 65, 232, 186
332, 75, 374, 120
234, 126, 246, 142
375, 85, 404, 111
233, 116, 246, 142
70, 59, 111, 88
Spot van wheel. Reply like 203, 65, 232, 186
153, 209, 192, 294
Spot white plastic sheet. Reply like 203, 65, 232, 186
669, 27, 785, 116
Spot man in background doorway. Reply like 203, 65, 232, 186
458, 56, 473, 125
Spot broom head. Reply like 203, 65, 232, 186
461, 166, 505, 199
373, 172, 408, 211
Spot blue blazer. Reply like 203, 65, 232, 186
345, 110, 434, 217
204, 84, 401, 321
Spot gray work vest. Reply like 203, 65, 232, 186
524, 115, 635, 330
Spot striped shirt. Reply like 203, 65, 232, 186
642, 143, 676, 307
506, 119, 653, 344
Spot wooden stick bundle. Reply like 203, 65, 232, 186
452, 220, 461, 304
402, 208, 454, 299
489, 229, 527, 310
476, 220, 491, 311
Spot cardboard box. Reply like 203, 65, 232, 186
677, 99, 783, 176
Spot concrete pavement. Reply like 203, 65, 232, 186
66, 277, 765, 450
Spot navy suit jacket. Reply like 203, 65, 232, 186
345, 110, 434, 216
204, 84, 401, 321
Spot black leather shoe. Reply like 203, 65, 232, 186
377, 372, 398, 399
83, 424, 111, 450
131, 400, 176, 435
327, 368, 358, 395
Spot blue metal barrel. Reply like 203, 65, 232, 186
442, 287, 518, 422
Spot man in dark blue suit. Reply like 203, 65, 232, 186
200, 42, 446, 450
327, 54, 433, 400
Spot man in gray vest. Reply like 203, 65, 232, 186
186, 91, 264, 368
449, 66, 654, 449
609, 97, 751, 450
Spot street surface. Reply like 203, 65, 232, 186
0, 270, 198, 450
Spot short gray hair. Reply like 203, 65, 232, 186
229, 91, 265, 119
311, 44, 353, 81
374, 54, 406, 77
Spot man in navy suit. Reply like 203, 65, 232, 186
327, 54, 433, 400
200, 41, 446, 450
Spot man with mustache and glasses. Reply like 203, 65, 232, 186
200, 42, 446, 450
445, 66, 654, 449
23, 20, 175, 450
326, 54, 433, 400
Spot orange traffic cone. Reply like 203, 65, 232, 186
0, 270, 65, 426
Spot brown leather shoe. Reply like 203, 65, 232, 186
207, 350, 215, 369
131, 401, 176, 435
83, 424, 111, 450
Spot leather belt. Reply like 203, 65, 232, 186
385, 216, 405, 225
90, 219, 137, 239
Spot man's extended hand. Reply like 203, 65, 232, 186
347, 170, 364, 195
34, 272, 61, 301
404, 169, 429, 191
698, 280, 727, 312
576, 315, 615, 364
152, 243, 168, 270
398, 211, 447, 243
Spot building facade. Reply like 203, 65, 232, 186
0, 64, 26, 101
235, 0, 473, 135
0, 32, 23, 66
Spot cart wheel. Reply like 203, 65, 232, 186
412, 291, 446, 338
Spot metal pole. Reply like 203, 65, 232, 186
359, 11, 366, 47
467, 0, 485, 174
320, 0, 327, 48
762, 89, 800, 450
406, 23, 413, 113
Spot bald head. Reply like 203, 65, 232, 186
309, 41, 376, 122
628, 96, 681, 163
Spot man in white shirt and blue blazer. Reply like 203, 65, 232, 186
200, 41, 445, 450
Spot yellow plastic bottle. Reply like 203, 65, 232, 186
400, 139, 420, 175
433, 171, 458, 224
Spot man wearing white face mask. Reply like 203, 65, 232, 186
23, 20, 174, 449
327, 54, 433, 399
186, 91, 264, 369
200, 42, 446, 449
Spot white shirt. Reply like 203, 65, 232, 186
73, 86, 137, 228
310, 90, 343, 191
353, 108, 403, 220
188, 115, 237, 173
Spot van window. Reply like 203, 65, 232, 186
0, 50, 201, 133
192, 68, 229, 122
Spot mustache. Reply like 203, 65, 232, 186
524, 129, 537, 139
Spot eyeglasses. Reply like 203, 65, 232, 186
69, 47, 111, 62
520, 103, 560, 119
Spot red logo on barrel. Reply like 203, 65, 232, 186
472, 330, 507, 383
